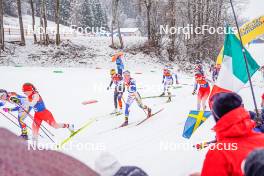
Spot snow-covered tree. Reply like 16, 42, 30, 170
80, 0, 94, 29
92, 0, 108, 29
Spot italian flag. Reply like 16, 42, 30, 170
210, 28, 260, 99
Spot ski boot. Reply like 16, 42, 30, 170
147, 107, 152, 118
68, 124, 75, 133
110, 108, 118, 115
20, 134, 29, 140
160, 92, 165, 97
120, 116, 128, 127
116, 109, 123, 116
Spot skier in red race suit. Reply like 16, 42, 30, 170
192, 73, 210, 111
22, 83, 74, 143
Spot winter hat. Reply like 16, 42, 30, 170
244, 149, 264, 176
212, 92, 242, 121
94, 152, 121, 176
22, 83, 36, 92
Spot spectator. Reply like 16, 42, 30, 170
261, 93, 264, 110
200, 92, 264, 176
244, 149, 264, 176
260, 66, 264, 82
249, 111, 264, 133
95, 152, 148, 176
0, 128, 98, 176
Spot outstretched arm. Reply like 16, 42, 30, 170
27, 94, 40, 107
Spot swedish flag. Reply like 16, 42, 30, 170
182, 110, 211, 139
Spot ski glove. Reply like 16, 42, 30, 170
10, 97, 20, 104
192, 91, 196, 95
3, 108, 11, 112
193, 142, 209, 150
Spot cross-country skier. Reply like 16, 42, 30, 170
160, 66, 174, 102
167, 64, 179, 84
194, 61, 204, 75
107, 69, 125, 115
192, 73, 210, 111
260, 66, 264, 82
21, 83, 74, 143
212, 64, 221, 82
121, 70, 151, 127
0, 89, 31, 140
112, 52, 124, 76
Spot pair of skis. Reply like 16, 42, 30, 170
58, 108, 164, 148
142, 95, 176, 99
57, 111, 124, 148
100, 108, 165, 133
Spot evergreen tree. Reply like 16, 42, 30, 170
3, 0, 17, 17
60, 0, 71, 26
80, 0, 94, 29
92, 0, 108, 29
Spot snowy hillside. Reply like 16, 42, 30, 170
1, 15, 164, 70
0, 43, 263, 175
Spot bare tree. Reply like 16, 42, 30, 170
143, 0, 152, 41
167, 0, 177, 61
55, 0, 60, 45
110, 0, 124, 49
39, 0, 43, 45
42, 0, 49, 45
0, 0, 4, 50
17, 0, 25, 45
29, 0, 37, 43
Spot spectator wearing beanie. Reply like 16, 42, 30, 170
243, 149, 264, 176
200, 92, 264, 176
94, 152, 148, 176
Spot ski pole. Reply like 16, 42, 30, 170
15, 103, 55, 137
7, 111, 44, 138
13, 103, 55, 143
0, 111, 20, 128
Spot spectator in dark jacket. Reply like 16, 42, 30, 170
200, 92, 264, 176
95, 152, 148, 176
244, 149, 264, 176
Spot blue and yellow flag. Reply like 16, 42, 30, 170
182, 110, 211, 139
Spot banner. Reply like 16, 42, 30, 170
216, 16, 264, 65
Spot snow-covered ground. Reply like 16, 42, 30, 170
0, 43, 263, 176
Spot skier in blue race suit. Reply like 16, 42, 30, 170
0, 89, 31, 140
121, 70, 151, 127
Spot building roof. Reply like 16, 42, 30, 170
114, 28, 139, 33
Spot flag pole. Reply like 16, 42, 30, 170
229, 0, 260, 120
